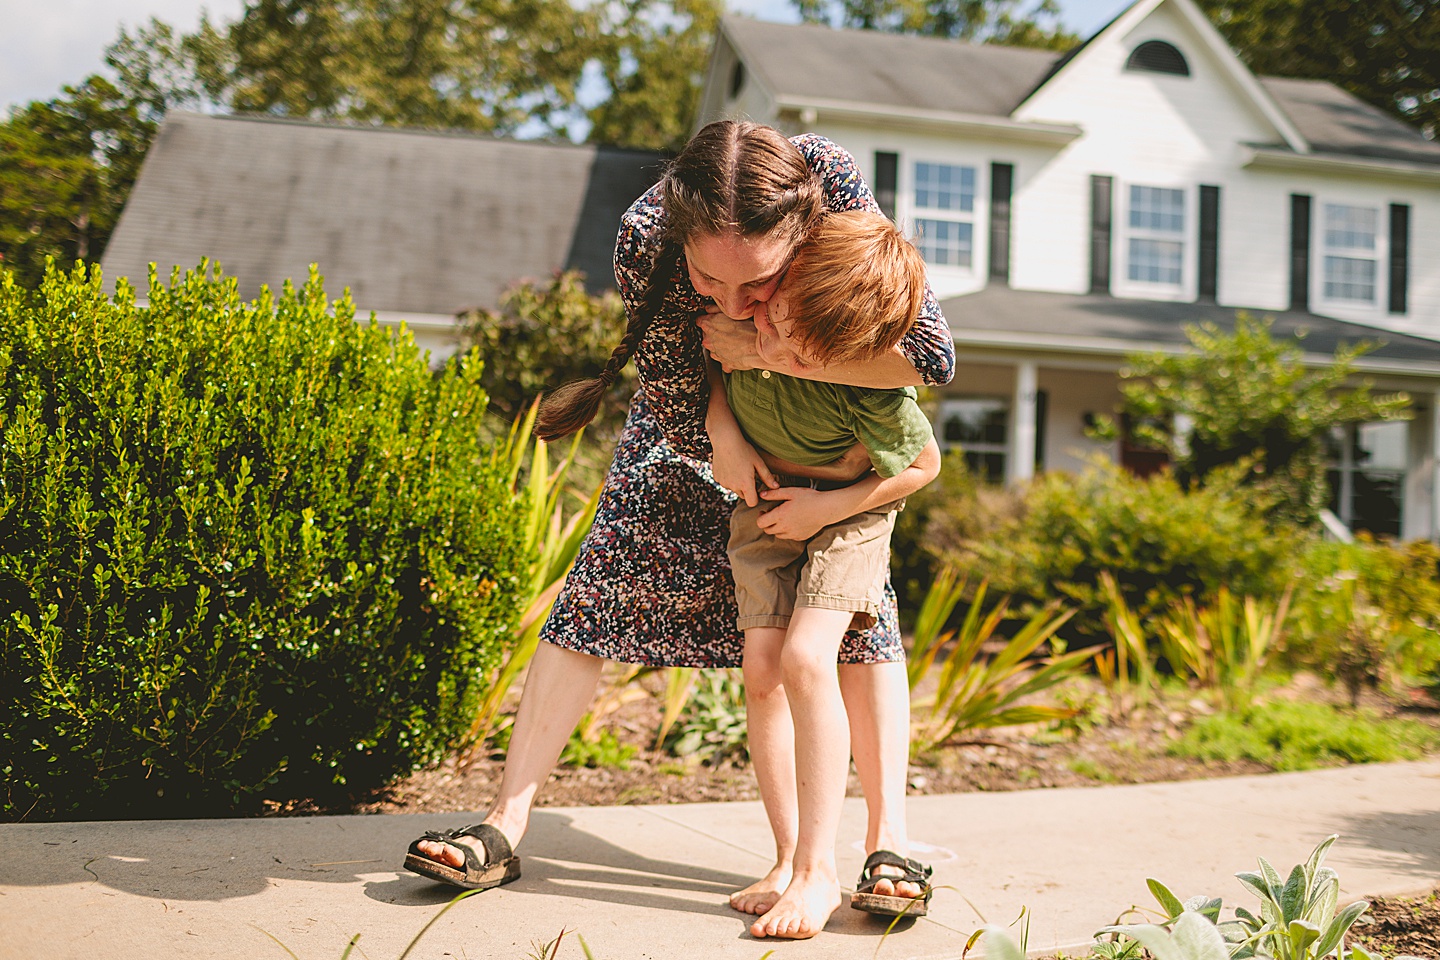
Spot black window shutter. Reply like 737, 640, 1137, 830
874, 152, 898, 221
990, 162, 1014, 283
1389, 203, 1410, 315
1198, 184, 1220, 303
1090, 175, 1113, 294
1290, 194, 1311, 312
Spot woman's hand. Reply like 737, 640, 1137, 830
698, 305, 764, 373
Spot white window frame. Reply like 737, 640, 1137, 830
904, 158, 981, 276
1326, 420, 1407, 537
1116, 182, 1191, 302
1316, 199, 1385, 311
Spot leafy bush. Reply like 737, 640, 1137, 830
1103, 314, 1409, 526
458, 270, 633, 495
1, 261, 530, 820
1287, 538, 1440, 690
662, 669, 748, 765
889, 449, 1023, 617
1169, 700, 1440, 771
959, 461, 1297, 641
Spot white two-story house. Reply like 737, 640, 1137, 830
697, 0, 1440, 540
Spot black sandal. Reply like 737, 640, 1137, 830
850, 850, 934, 917
403, 823, 521, 891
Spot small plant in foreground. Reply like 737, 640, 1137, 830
1092, 835, 1426, 960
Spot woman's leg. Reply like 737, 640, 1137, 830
839, 660, 924, 900
751, 607, 853, 939
416, 641, 606, 867
731, 626, 797, 915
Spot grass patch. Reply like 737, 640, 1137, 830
1168, 699, 1440, 770
1066, 757, 1120, 782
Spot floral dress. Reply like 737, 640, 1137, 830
536, 135, 956, 667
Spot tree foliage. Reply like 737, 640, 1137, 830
1108, 314, 1412, 526
792, 0, 1079, 49
1196, 0, 1440, 140
224, 0, 600, 134
0, 78, 150, 287
587, 0, 722, 151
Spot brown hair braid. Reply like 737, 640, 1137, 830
535, 120, 825, 442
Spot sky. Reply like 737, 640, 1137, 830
0, 0, 1130, 115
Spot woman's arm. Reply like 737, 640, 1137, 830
755, 436, 942, 541
700, 311, 925, 387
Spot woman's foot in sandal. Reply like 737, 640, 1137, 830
404, 822, 521, 890
850, 850, 933, 917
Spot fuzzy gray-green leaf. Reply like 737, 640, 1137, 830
1312, 899, 1369, 958
1280, 863, 1307, 921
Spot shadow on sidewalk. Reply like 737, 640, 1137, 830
1332, 808, 1440, 886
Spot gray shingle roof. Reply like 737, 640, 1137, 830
101, 111, 665, 314
1260, 78, 1440, 167
721, 16, 1058, 117
942, 285, 1440, 371
721, 16, 1438, 168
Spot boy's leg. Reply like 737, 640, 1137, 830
839, 660, 925, 900
751, 606, 853, 940
732, 626, 797, 915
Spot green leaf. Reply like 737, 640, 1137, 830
1313, 899, 1369, 958
1148, 878, 1186, 919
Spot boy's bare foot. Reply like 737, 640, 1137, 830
749, 869, 842, 939
729, 862, 793, 915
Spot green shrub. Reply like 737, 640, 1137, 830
0, 261, 530, 820
1287, 538, 1440, 687
890, 450, 1023, 617
1169, 700, 1440, 770
958, 460, 1297, 641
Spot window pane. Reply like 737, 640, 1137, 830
1352, 471, 1403, 538
1323, 255, 1376, 302
1127, 237, 1183, 284
917, 218, 974, 267
1324, 204, 1377, 252
964, 451, 1007, 484
941, 398, 1008, 446
1128, 185, 1184, 233
1355, 421, 1407, 471
915, 162, 975, 213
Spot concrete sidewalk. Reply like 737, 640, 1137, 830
2, 759, 1439, 960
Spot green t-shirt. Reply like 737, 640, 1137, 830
723, 369, 932, 478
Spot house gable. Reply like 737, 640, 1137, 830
1013, 0, 1307, 153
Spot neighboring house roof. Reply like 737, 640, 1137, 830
717, 12, 1439, 169
101, 111, 666, 317
1260, 78, 1440, 167
942, 287, 1440, 376
720, 16, 1057, 117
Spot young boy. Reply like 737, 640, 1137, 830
705, 209, 942, 940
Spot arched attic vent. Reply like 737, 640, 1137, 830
730, 61, 746, 98
1126, 40, 1190, 76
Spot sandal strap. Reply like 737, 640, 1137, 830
856, 849, 934, 896
405, 823, 514, 872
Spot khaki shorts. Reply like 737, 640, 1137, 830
728, 493, 904, 633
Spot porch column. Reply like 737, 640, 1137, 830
1009, 360, 1038, 485
1432, 393, 1440, 542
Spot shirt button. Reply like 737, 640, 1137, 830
761, 370, 771, 379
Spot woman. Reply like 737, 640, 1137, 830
403, 120, 954, 939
